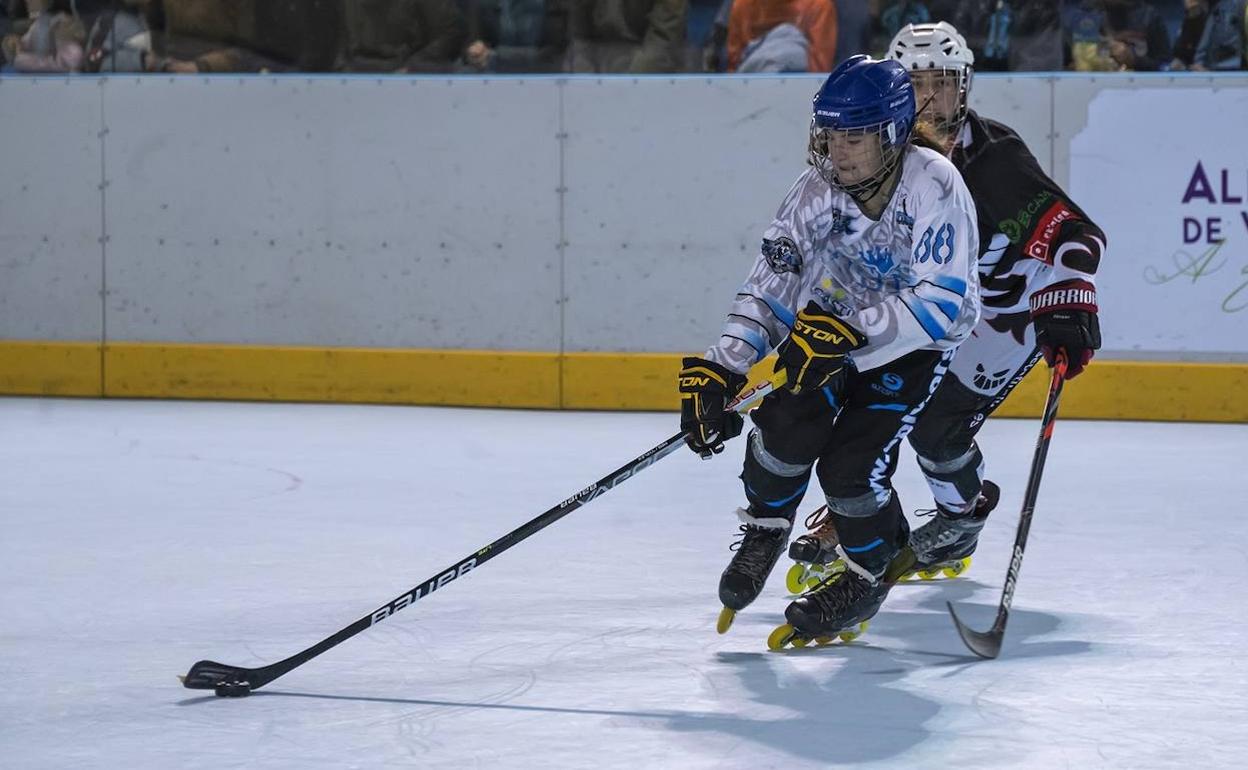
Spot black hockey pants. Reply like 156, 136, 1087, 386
741, 348, 954, 576
907, 345, 1044, 514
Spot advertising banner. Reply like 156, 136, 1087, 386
1070, 88, 1248, 358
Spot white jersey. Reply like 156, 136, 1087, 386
706, 145, 981, 374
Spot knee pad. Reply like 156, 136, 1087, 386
916, 441, 985, 513
740, 430, 812, 520
829, 492, 908, 576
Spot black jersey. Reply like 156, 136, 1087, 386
952, 111, 1106, 341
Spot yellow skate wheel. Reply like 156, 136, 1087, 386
804, 577, 823, 591
838, 621, 869, 642
767, 624, 798, 651
898, 570, 917, 582
814, 636, 835, 646
791, 636, 809, 648
785, 563, 808, 595
716, 607, 736, 634
918, 568, 942, 581
942, 557, 972, 579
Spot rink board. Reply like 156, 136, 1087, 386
3, 340, 1245, 422
2, 74, 1247, 420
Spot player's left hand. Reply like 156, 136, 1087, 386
1030, 279, 1101, 380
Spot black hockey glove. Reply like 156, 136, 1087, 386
774, 301, 866, 395
1030, 279, 1101, 380
679, 357, 747, 459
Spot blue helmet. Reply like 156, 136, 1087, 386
809, 55, 916, 198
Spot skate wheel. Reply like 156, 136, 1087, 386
716, 607, 736, 635
898, 570, 916, 582
791, 636, 809, 648
838, 621, 869, 643
941, 557, 971, 579
785, 563, 808, 595
804, 577, 823, 591
767, 624, 798, 651
814, 636, 835, 646
918, 568, 942, 581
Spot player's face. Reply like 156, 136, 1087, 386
823, 129, 884, 186
910, 70, 963, 133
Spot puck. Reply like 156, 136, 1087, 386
214, 681, 252, 698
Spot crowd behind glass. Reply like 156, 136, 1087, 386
2, 0, 1244, 75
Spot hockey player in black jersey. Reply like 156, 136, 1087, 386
787, 21, 1106, 594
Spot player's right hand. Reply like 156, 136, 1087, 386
678, 357, 747, 459
774, 301, 866, 395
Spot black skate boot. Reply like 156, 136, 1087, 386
716, 507, 790, 634
768, 547, 916, 650
784, 506, 848, 594
906, 480, 1001, 581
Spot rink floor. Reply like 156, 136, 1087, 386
1, 396, 1246, 769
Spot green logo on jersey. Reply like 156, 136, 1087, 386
998, 190, 1054, 244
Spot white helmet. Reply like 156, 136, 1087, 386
887, 21, 975, 73
887, 23, 974, 154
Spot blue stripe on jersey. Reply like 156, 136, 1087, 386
760, 294, 796, 329
901, 294, 948, 341
867, 403, 908, 412
931, 296, 961, 323
737, 327, 769, 360
931, 276, 968, 296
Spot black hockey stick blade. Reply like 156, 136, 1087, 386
947, 602, 1004, 659
946, 350, 1068, 659
180, 660, 264, 690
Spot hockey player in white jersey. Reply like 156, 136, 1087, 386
786, 22, 1107, 592
677, 55, 982, 648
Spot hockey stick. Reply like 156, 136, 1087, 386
947, 349, 1069, 659
180, 370, 785, 696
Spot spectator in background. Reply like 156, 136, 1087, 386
726, 0, 837, 72
1064, 0, 1171, 71
1170, 0, 1210, 67
939, 0, 1012, 70
144, 0, 340, 73
1005, 1, 1063, 70
937, 0, 1062, 71
1102, 0, 1173, 70
82, 2, 151, 72
1, 0, 85, 71
834, 0, 870, 65
1190, 0, 1245, 69
700, 0, 730, 70
878, 0, 928, 37
566, 0, 685, 72
459, 0, 568, 72
1064, 0, 1111, 69
340, 0, 466, 72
